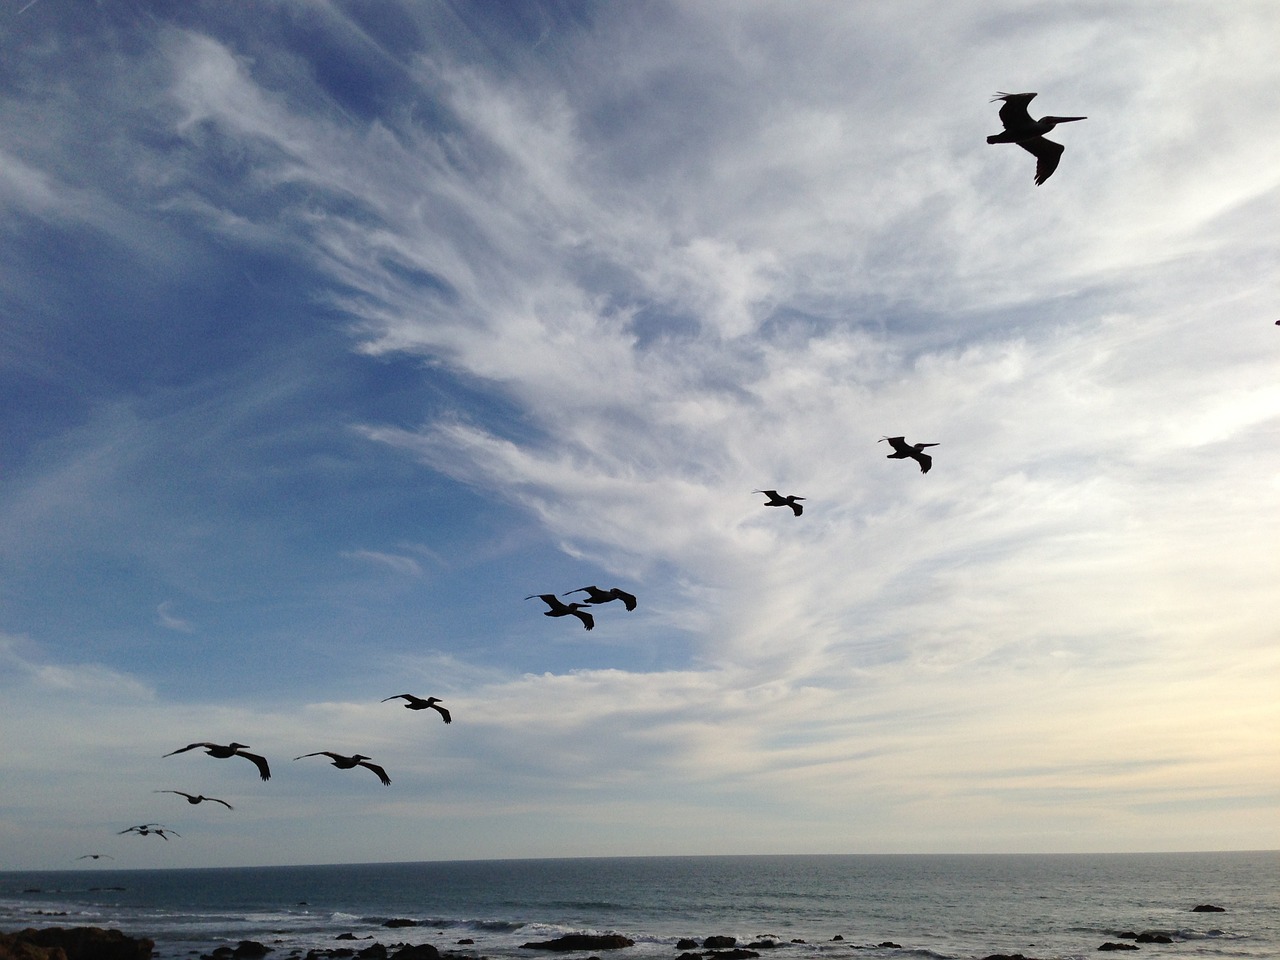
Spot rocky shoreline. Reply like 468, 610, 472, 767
2, 907, 1231, 960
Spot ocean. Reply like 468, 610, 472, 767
1, 852, 1275, 960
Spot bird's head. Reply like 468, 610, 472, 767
351, 754, 371, 761
229, 742, 250, 749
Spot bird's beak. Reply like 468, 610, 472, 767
1055, 116, 1087, 123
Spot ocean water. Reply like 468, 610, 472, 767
1, 852, 1275, 960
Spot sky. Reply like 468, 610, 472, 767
1, 0, 1278, 871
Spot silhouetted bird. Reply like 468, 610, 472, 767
880, 436, 939, 473
382, 694, 452, 724
163, 742, 271, 781
76, 854, 113, 860
155, 790, 234, 809
525, 593, 594, 630
567, 585, 638, 611
294, 751, 391, 785
988, 92, 1086, 185
119, 824, 180, 839
755, 489, 805, 516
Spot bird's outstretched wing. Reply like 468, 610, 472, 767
235, 749, 272, 781
880, 436, 910, 456
613, 589, 638, 611
916, 452, 933, 474
294, 751, 333, 760
431, 702, 452, 724
574, 608, 595, 631
993, 91, 1036, 130
358, 760, 392, 785
162, 742, 210, 757
382, 694, 419, 704
1018, 136, 1064, 185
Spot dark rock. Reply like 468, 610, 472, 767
234, 943, 273, 958
456, 941, 474, 946
520, 936, 634, 953
389, 947, 440, 960
1192, 905, 1225, 913
981, 955, 1036, 960
5, 927, 155, 960
357, 946, 387, 959
384, 921, 418, 929
830, 937, 843, 943
744, 943, 780, 950
702, 940, 735, 950
1134, 934, 1171, 944
1097, 945, 1138, 952
337, 936, 358, 942
705, 952, 758, 960
677, 954, 701, 960
676, 942, 698, 952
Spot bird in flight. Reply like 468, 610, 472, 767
75, 854, 113, 860
754, 489, 805, 516
880, 436, 939, 473
987, 92, 1086, 185
382, 694, 452, 724
567, 585, 638, 611
154, 790, 234, 809
119, 824, 180, 839
294, 751, 392, 785
525, 593, 595, 630
163, 742, 272, 781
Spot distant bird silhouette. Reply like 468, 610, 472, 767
988, 92, 1086, 185
119, 824, 180, 839
155, 790, 234, 809
75, 854, 113, 860
163, 742, 271, 781
567, 585, 638, 611
525, 593, 594, 630
880, 436, 939, 473
294, 751, 391, 785
382, 694, 452, 724
754, 489, 805, 516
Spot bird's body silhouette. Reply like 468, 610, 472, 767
382, 694, 452, 724
119, 824, 180, 839
76, 854, 113, 860
163, 742, 271, 781
755, 489, 805, 516
567, 585, 638, 611
294, 751, 392, 785
525, 593, 595, 630
880, 436, 939, 473
987, 92, 1085, 184
155, 790, 234, 809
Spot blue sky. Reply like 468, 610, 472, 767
2, 0, 1278, 870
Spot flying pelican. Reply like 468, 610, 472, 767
163, 742, 272, 781
119, 824, 180, 839
382, 694, 452, 724
567, 585, 638, 611
294, 751, 391, 785
75, 854, 113, 860
987, 92, 1086, 185
525, 593, 595, 630
880, 436, 939, 474
155, 790, 234, 809
754, 489, 805, 516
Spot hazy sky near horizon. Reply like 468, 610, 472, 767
2, 0, 1278, 870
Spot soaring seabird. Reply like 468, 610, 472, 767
525, 593, 595, 631
987, 92, 1086, 185
382, 694, 452, 724
75, 854, 113, 860
567, 585, 638, 611
754, 489, 805, 516
294, 751, 392, 785
155, 790, 234, 809
163, 742, 272, 781
880, 436, 939, 474
119, 824, 180, 839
